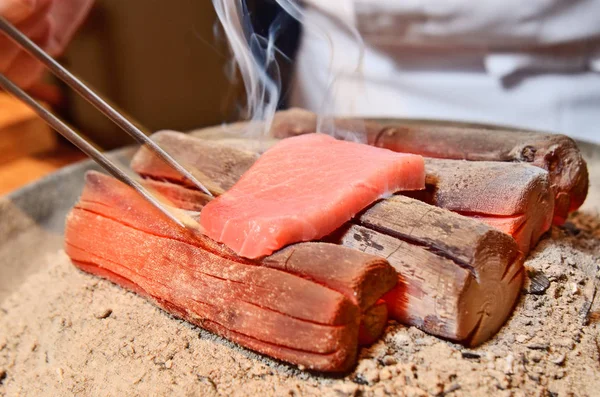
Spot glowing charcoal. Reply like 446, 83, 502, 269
65, 171, 397, 372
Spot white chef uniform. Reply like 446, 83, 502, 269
290, 1, 600, 143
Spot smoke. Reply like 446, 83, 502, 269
212, 0, 278, 138
212, 0, 366, 143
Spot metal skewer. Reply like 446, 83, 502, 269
0, 16, 213, 198
0, 72, 196, 229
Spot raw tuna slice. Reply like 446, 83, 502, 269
200, 133, 425, 258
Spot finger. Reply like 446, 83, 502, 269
0, 0, 52, 70
4, 50, 46, 88
46, 0, 94, 55
0, 35, 21, 70
4, 11, 52, 88
0, 0, 37, 24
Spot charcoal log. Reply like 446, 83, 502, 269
132, 132, 524, 346
406, 158, 554, 253
65, 172, 397, 372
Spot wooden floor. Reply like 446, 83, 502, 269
0, 93, 86, 196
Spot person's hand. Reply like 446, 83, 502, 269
0, 0, 94, 89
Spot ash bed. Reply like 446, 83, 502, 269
1, 121, 599, 396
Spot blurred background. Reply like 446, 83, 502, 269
56, 0, 299, 148
0, 0, 299, 194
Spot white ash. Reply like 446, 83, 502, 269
1, 162, 599, 396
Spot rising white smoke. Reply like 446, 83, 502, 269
212, 0, 279, 139
212, 0, 366, 142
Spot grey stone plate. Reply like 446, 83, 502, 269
0, 146, 136, 302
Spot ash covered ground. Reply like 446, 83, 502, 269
0, 155, 598, 397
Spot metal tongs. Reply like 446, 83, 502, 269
0, 16, 212, 230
